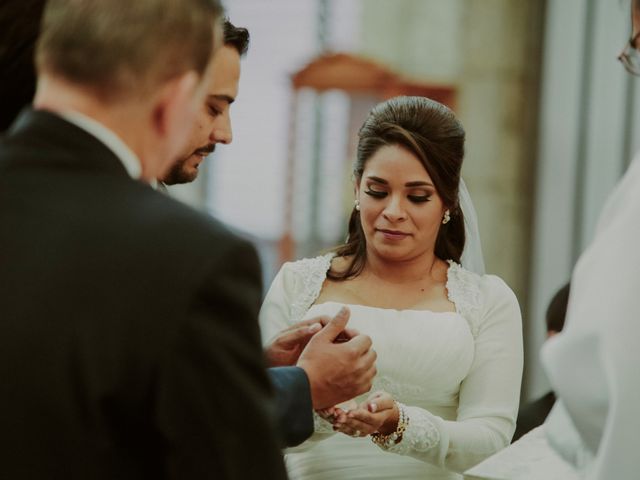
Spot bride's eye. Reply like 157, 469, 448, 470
364, 188, 387, 198
408, 194, 431, 203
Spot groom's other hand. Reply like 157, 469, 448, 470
265, 314, 362, 367
265, 317, 325, 367
296, 307, 377, 410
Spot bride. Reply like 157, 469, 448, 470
259, 96, 523, 479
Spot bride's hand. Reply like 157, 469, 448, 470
316, 399, 358, 424
332, 391, 398, 438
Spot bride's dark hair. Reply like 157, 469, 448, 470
328, 96, 466, 281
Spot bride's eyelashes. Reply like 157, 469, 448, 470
363, 189, 432, 203
364, 188, 386, 198
408, 194, 431, 203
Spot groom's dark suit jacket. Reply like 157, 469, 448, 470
0, 110, 288, 479
269, 367, 314, 447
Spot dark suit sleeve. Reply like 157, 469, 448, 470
155, 238, 287, 479
268, 366, 314, 447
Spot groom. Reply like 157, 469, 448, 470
160, 19, 378, 447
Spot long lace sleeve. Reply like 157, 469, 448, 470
375, 274, 524, 473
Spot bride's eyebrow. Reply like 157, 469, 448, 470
366, 176, 433, 188
405, 181, 434, 188
366, 176, 388, 184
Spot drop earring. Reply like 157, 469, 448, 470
442, 209, 451, 224
355, 199, 361, 211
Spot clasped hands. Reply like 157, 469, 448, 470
317, 390, 399, 438
264, 307, 377, 415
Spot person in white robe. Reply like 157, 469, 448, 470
540, 2, 640, 478
465, 3, 640, 479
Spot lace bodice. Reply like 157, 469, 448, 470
285, 254, 484, 336
259, 254, 523, 480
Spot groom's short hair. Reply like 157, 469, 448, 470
223, 19, 250, 56
36, 0, 223, 100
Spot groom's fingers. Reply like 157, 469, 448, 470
347, 334, 373, 356
280, 316, 329, 334
278, 322, 323, 347
315, 307, 350, 342
334, 327, 360, 342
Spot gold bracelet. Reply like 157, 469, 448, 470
371, 401, 409, 448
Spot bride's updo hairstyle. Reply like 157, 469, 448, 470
329, 96, 466, 281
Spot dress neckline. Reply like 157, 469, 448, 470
287, 253, 484, 338
315, 257, 458, 314
309, 300, 460, 316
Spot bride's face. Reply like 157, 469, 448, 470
356, 144, 446, 263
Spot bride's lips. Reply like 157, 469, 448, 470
376, 229, 410, 240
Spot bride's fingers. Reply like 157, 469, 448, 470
335, 399, 358, 415
335, 426, 361, 437
346, 409, 378, 427
367, 390, 385, 400
366, 394, 394, 414
316, 408, 337, 423
332, 409, 350, 424
334, 417, 374, 436
318, 407, 337, 417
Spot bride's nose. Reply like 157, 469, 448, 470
382, 195, 407, 222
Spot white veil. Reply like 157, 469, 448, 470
458, 178, 485, 275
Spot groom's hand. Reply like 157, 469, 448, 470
297, 307, 377, 410
264, 317, 326, 367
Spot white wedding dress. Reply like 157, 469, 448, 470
259, 254, 523, 480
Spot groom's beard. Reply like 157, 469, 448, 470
162, 144, 215, 185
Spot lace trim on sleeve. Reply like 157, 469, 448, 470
446, 260, 483, 337
288, 253, 334, 324
377, 406, 441, 454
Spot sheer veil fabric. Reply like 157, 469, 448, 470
458, 178, 485, 275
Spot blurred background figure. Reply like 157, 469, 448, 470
512, 282, 569, 442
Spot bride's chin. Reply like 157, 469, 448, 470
369, 245, 411, 262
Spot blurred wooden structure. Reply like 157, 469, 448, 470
291, 52, 455, 104
278, 53, 456, 264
